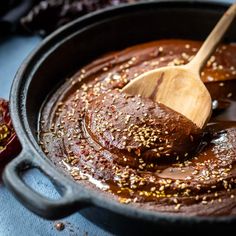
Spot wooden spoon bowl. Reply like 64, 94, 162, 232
122, 65, 212, 128
122, 3, 236, 129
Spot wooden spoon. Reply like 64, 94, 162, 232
122, 3, 236, 128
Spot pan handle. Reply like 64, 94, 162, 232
2, 148, 90, 220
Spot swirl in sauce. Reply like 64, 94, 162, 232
40, 40, 236, 216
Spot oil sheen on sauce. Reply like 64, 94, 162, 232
40, 40, 236, 216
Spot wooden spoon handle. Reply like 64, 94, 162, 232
186, 3, 236, 74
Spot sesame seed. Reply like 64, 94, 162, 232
173, 198, 178, 204
174, 204, 181, 210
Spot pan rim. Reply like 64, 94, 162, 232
9, 0, 236, 225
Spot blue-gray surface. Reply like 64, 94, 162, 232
0, 0, 234, 235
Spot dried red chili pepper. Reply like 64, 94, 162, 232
0, 99, 21, 162
21, 0, 141, 36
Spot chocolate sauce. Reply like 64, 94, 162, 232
85, 90, 201, 162
40, 40, 236, 216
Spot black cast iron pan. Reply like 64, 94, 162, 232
2, 1, 236, 234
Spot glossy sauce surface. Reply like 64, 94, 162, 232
40, 40, 236, 216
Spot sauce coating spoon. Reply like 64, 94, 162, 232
122, 3, 236, 128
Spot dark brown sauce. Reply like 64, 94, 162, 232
85, 89, 202, 163
40, 40, 236, 216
